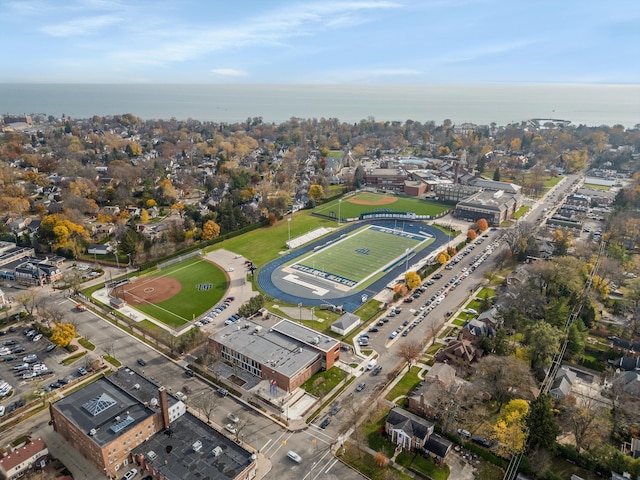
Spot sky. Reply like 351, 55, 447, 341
2, 0, 639, 84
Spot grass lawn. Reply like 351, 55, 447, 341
452, 318, 466, 326
512, 206, 529, 219
132, 257, 226, 327
465, 299, 483, 312
301, 366, 348, 397
314, 192, 450, 219
290, 225, 427, 285
78, 338, 95, 350
385, 366, 422, 402
583, 183, 611, 191
354, 299, 383, 320
341, 444, 412, 480
475, 462, 504, 480
477, 287, 495, 298
395, 451, 450, 480
425, 343, 443, 356
211, 210, 335, 267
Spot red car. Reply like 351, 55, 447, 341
183, 385, 192, 394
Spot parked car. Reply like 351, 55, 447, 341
137, 358, 146, 366
120, 468, 137, 480
319, 417, 331, 429
287, 450, 302, 463
372, 365, 383, 376
77, 367, 88, 376
182, 385, 192, 394
45, 344, 56, 352
185, 369, 195, 377
356, 382, 366, 392
225, 423, 237, 434
216, 387, 228, 396
23, 354, 38, 364
330, 404, 341, 415
227, 412, 239, 423
472, 436, 492, 448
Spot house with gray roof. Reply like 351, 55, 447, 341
386, 407, 434, 451
550, 367, 577, 399
330, 312, 361, 336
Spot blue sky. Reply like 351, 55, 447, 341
2, 0, 638, 84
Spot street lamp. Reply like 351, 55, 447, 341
405, 248, 410, 274
287, 218, 291, 248
338, 199, 342, 226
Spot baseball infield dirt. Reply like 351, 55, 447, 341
115, 277, 182, 305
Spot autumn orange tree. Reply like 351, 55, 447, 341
467, 229, 477, 241
437, 251, 450, 265
476, 218, 489, 232
405, 271, 421, 290
40, 214, 90, 254
201, 220, 221, 241
50, 323, 75, 347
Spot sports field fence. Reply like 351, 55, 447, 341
157, 249, 202, 271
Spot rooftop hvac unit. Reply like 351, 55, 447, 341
193, 440, 202, 452
212, 446, 223, 457
89, 428, 96, 436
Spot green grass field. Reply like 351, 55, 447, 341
313, 192, 450, 219
210, 210, 335, 267
291, 226, 426, 285
132, 257, 227, 327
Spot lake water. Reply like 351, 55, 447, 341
1, 83, 638, 127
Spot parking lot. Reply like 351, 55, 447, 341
0, 323, 90, 417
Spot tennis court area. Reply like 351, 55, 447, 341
289, 225, 431, 288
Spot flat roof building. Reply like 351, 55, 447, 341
454, 190, 521, 226
50, 367, 256, 480
209, 318, 340, 392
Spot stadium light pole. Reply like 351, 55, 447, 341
338, 199, 342, 226
287, 218, 291, 249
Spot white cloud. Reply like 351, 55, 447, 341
40, 14, 122, 37
211, 68, 247, 77
108, 1, 402, 66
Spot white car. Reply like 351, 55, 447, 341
0, 405, 5, 416
175, 391, 187, 402
227, 412, 239, 423
32, 334, 43, 342
120, 468, 137, 480
287, 450, 302, 463
225, 423, 237, 434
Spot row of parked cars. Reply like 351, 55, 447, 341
195, 297, 235, 327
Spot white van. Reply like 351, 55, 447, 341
366, 359, 377, 371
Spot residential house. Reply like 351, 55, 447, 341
462, 319, 495, 339
87, 244, 111, 256
385, 407, 452, 463
407, 363, 458, 419
94, 223, 115, 236
386, 407, 434, 451
434, 339, 482, 365
550, 367, 577, 399
0, 437, 48, 480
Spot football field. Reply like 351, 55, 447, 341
289, 225, 432, 288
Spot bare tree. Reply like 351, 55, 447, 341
396, 341, 422, 372
192, 392, 218, 424
558, 394, 607, 453
475, 355, 535, 412
16, 291, 39, 317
